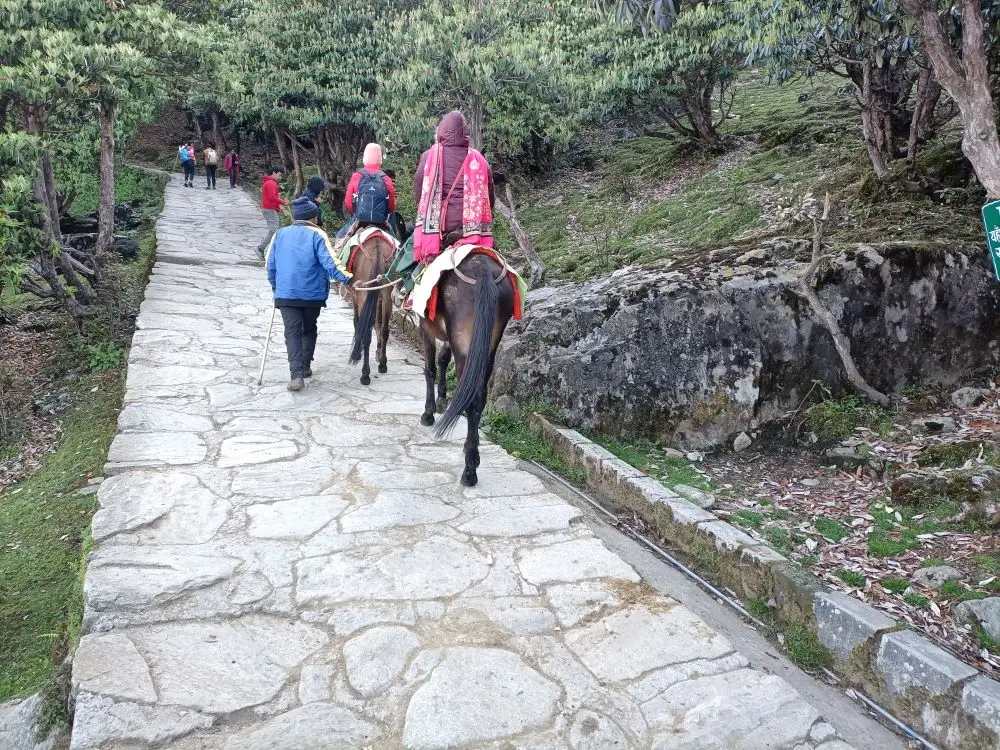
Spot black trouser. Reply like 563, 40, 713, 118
279, 305, 321, 379
206, 165, 217, 188
183, 162, 195, 183
229, 169, 238, 187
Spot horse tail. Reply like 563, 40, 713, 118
435, 268, 499, 438
349, 249, 382, 365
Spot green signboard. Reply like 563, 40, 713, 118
982, 199, 1000, 281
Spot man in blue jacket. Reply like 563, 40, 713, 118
265, 196, 353, 391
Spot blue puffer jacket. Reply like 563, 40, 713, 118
266, 222, 352, 304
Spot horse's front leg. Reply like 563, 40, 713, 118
420, 326, 437, 427
436, 344, 451, 413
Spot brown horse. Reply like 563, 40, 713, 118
421, 253, 515, 486
348, 234, 397, 384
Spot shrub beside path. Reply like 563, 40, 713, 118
69, 174, 856, 749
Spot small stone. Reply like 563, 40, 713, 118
734, 250, 769, 266
87, 477, 104, 486
800, 478, 821, 487
953, 597, 1000, 641
685, 451, 704, 462
823, 446, 865, 468
75, 485, 100, 496
343, 626, 420, 697
951, 386, 991, 409
662, 448, 685, 458
911, 565, 964, 589
733, 432, 752, 452
569, 710, 630, 749
403, 647, 559, 749
911, 416, 957, 434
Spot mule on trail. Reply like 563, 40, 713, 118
421, 253, 515, 487
348, 231, 397, 384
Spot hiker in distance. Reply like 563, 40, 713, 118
256, 165, 286, 260
337, 142, 396, 240
178, 141, 196, 187
203, 141, 219, 189
224, 148, 241, 188
265, 196, 354, 392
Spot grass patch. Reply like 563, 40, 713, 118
836, 570, 866, 587
746, 596, 775, 626
483, 410, 586, 486
0, 373, 123, 700
783, 623, 834, 671
731, 510, 764, 529
939, 581, 987, 602
813, 517, 849, 542
975, 625, 999, 654
882, 577, 910, 594
867, 530, 916, 557
918, 441, 1000, 469
805, 396, 895, 442
905, 593, 930, 607
589, 434, 712, 492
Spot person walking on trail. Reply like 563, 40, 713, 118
224, 149, 241, 188
178, 142, 196, 187
265, 197, 353, 392
337, 143, 396, 240
302, 176, 327, 227
256, 166, 286, 260
203, 142, 219, 190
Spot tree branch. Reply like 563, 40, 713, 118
794, 193, 891, 407
494, 182, 546, 289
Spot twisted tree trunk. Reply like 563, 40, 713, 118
97, 98, 116, 260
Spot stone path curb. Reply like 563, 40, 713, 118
531, 413, 1000, 750
69, 174, 860, 749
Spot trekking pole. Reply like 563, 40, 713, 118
257, 307, 277, 386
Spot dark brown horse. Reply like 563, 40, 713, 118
421, 254, 515, 486
348, 234, 396, 384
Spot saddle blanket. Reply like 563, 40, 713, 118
410, 244, 527, 322
339, 225, 399, 273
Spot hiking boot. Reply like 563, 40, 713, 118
303, 367, 312, 378
287, 378, 304, 392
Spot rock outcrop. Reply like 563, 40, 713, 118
493, 243, 1000, 448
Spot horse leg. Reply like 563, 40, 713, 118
376, 289, 389, 374
436, 345, 451, 413
461, 381, 486, 487
420, 326, 437, 427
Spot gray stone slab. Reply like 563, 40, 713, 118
106, 432, 207, 470
70, 693, 213, 750
0, 694, 55, 750
517, 538, 641, 585
343, 625, 421, 697
814, 591, 896, 661
403, 647, 560, 749
962, 677, 1000, 735
458, 504, 582, 537
877, 630, 978, 696
73, 634, 156, 703
339, 490, 459, 532
246, 495, 347, 539
223, 703, 379, 750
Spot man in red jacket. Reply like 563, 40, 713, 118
256, 166, 286, 260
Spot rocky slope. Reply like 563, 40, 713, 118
493, 242, 1000, 448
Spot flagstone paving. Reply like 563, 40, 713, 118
69, 174, 857, 749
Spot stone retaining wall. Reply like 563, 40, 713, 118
531, 413, 1000, 750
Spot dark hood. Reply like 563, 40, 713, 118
438, 111, 469, 148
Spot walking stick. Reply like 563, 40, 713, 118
257, 307, 277, 386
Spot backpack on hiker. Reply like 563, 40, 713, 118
354, 169, 389, 225
205, 148, 218, 166
178, 145, 192, 164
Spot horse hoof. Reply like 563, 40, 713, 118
461, 469, 479, 487
420, 413, 435, 427
435, 397, 447, 414
360, 375, 371, 386
378, 363, 387, 374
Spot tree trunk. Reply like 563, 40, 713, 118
859, 62, 895, 183
97, 98, 116, 258
274, 126, 292, 172
469, 94, 485, 152
494, 183, 546, 288
901, 0, 1000, 198
290, 133, 305, 196
191, 113, 203, 144
40, 152, 63, 244
681, 87, 720, 148
210, 108, 225, 152
29, 173, 90, 320
906, 68, 941, 174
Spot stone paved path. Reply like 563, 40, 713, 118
70, 174, 857, 749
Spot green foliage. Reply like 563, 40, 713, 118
882, 577, 910, 594
805, 396, 895, 441
814, 517, 848, 542
483, 409, 587, 485
783, 622, 834, 671
731, 509, 764, 529
86, 343, 123, 373
867, 530, 916, 557
590, 434, 712, 490
836, 569, 866, 587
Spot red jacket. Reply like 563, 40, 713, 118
261, 175, 285, 211
344, 170, 397, 215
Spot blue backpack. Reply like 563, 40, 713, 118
354, 169, 389, 225
178, 146, 192, 164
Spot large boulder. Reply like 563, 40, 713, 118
953, 597, 1000, 641
493, 243, 1000, 448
